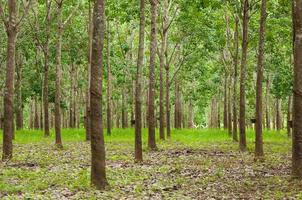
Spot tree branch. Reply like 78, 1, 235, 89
62, 2, 80, 30
0, 3, 8, 29
16, 0, 33, 30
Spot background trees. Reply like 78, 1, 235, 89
0, 0, 295, 162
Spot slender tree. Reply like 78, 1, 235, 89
43, 0, 51, 137
54, 1, 63, 148
287, 95, 292, 137
134, 0, 145, 162
292, 0, 302, 178
90, 0, 108, 189
0, 0, 31, 160
232, 16, 239, 142
15, 52, 23, 130
265, 76, 271, 129
106, 18, 111, 136
85, 1, 93, 141
239, 0, 249, 152
255, 0, 267, 159
54, 1, 79, 147
148, 0, 158, 150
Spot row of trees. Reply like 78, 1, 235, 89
1, 0, 302, 189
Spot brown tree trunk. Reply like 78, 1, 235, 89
148, 0, 157, 151
166, 68, 171, 137
276, 98, 282, 131
43, 0, 51, 137
188, 100, 193, 129
34, 97, 39, 129
69, 63, 75, 128
223, 74, 228, 130
40, 101, 43, 129
85, 1, 92, 141
29, 98, 34, 129
134, 0, 145, 162
90, 0, 108, 189
159, 34, 165, 139
174, 77, 182, 129
265, 76, 271, 130
228, 75, 232, 135
106, 18, 111, 136
239, 0, 249, 152
2, 0, 17, 160
288, 95, 292, 137
15, 52, 23, 130
158, 0, 169, 140
292, 0, 302, 178
255, 0, 267, 159
232, 16, 239, 142
122, 90, 128, 128
55, 2, 63, 148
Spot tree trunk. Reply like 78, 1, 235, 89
292, 0, 302, 178
188, 100, 193, 129
29, 98, 34, 129
165, 68, 171, 137
85, 1, 92, 141
239, 0, 249, 152
55, 2, 63, 148
2, 0, 17, 160
276, 98, 282, 131
122, 90, 128, 128
265, 76, 271, 130
106, 18, 111, 136
288, 95, 292, 137
232, 16, 239, 142
148, 0, 157, 151
223, 74, 228, 130
134, 0, 145, 162
69, 63, 75, 128
255, 0, 267, 159
43, 0, 51, 137
34, 97, 40, 129
15, 52, 23, 130
228, 75, 232, 135
90, 0, 108, 189
159, 35, 165, 139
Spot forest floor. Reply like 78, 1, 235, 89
0, 128, 301, 199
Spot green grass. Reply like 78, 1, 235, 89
0, 128, 300, 199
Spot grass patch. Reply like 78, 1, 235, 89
0, 128, 298, 199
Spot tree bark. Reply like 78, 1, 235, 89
292, 0, 302, 178
188, 100, 193, 129
106, 18, 111, 136
265, 76, 271, 130
288, 95, 292, 137
34, 97, 39, 129
228, 75, 232, 135
2, 0, 17, 160
239, 0, 249, 152
255, 0, 267, 159
15, 52, 23, 130
276, 98, 282, 131
166, 68, 171, 137
232, 16, 239, 142
85, 1, 93, 141
134, 0, 145, 162
90, 0, 108, 189
43, 0, 51, 137
55, 1, 63, 148
148, 0, 158, 150
223, 74, 228, 130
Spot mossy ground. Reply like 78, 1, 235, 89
0, 128, 301, 199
